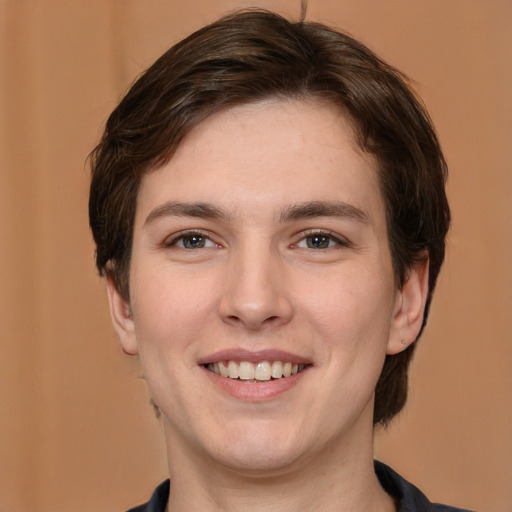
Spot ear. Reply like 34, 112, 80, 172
106, 276, 139, 356
387, 257, 429, 355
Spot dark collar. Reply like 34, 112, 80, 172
126, 479, 169, 512
374, 461, 474, 512
375, 460, 432, 511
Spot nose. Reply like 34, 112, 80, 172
218, 243, 294, 331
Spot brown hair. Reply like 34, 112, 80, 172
89, 10, 450, 426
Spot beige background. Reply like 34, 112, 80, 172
0, 1, 510, 511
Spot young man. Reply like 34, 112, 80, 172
89, 10, 471, 512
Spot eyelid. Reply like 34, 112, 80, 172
291, 229, 351, 249
163, 229, 220, 248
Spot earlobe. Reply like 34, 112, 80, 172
106, 277, 139, 356
387, 257, 429, 355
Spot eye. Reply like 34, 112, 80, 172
165, 231, 219, 249
295, 232, 348, 250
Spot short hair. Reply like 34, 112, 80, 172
89, 10, 450, 426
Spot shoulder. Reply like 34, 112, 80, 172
125, 479, 170, 512
374, 461, 475, 512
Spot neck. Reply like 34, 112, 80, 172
163, 417, 395, 512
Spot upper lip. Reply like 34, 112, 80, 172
197, 349, 312, 366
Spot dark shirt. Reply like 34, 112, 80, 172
126, 461, 474, 512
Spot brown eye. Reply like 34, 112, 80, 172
166, 232, 218, 249
306, 235, 332, 249
182, 235, 207, 249
296, 232, 345, 250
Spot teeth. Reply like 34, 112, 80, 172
239, 361, 255, 380
218, 361, 229, 377
255, 361, 271, 381
227, 360, 239, 379
271, 361, 283, 378
207, 360, 307, 380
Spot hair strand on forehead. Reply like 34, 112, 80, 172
300, 0, 308, 22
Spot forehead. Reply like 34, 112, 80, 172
135, 98, 384, 227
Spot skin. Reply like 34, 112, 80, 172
108, 98, 428, 512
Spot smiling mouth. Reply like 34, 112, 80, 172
205, 360, 308, 382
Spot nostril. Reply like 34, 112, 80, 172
218, 292, 294, 330
224, 313, 281, 330
228, 314, 279, 323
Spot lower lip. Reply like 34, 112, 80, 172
201, 366, 310, 401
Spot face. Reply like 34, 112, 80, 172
108, 98, 427, 477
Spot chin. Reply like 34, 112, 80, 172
216, 445, 306, 476
203, 420, 314, 475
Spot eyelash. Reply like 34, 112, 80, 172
163, 230, 219, 249
293, 230, 350, 250
163, 229, 350, 251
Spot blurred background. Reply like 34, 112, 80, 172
0, 1, 510, 511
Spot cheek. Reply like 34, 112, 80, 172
130, 266, 217, 359
129, 268, 214, 414
302, 265, 394, 331
297, 263, 396, 377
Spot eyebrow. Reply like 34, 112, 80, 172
279, 200, 369, 224
143, 199, 369, 227
144, 201, 231, 226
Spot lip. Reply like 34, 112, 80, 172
197, 348, 312, 366
198, 349, 313, 401
201, 364, 310, 401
